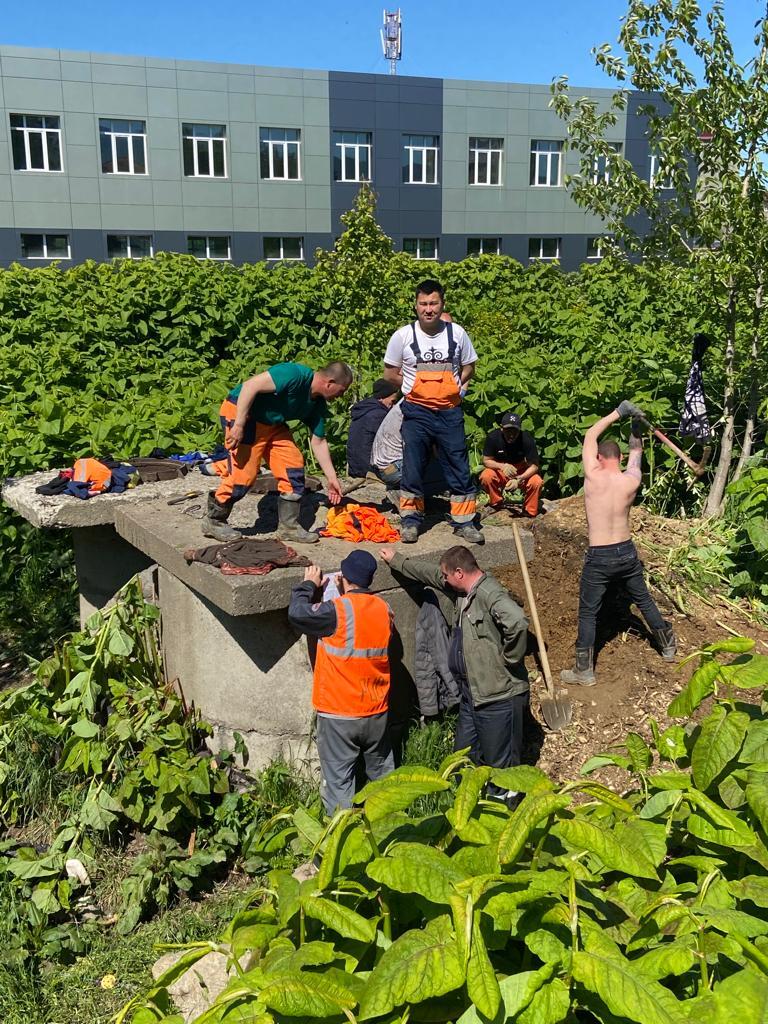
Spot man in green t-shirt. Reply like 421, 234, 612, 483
204, 361, 353, 544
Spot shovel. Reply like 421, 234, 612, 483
511, 521, 573, 731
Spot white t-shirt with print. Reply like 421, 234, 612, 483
384, 321, 478, 397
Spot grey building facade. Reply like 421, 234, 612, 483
0, 46, 654, 271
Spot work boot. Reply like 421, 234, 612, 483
201, 494, 241, 542
400, 524, 419, 544
653, 626, 677, 662
453, 523, 485, 545
277, 496, 319, 544
561, 648, 596, 686
382, 489, 400, 513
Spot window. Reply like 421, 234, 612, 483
528, 237, 561, 262
403, 237, 438, 260
20, 233, 70, 259
530, 140, 563, 187
107, 234, 153, 259
182, 123, 226, 178
592, 142, 622, 184
649, 154, 673, 189
587, 237, 609, 260
333, 131, 372, 182
402, 135, 439, 184
468, 137, 503, 186
99, 119, 147, 174
260, 128, 301, 180
467, 237, 501, 256
263, 236, 304, 261
10, 114, 62, 171
188, 235, 231, 260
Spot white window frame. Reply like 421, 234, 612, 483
107, 234, 154, 260
403, 237, 438, 260
10, 114, 63, 172
403, 135, 439, 185
468, 137, 503, 186
592, 142, 622, 184
260, 128, 301, 181
182, 123, 227, 179
649, 154, 673, 189
263, 236, 305, 262
187, 235, 231, 260
99, 119, 148, 175
467, 237, 501, 256
530, 140, 563, 187
20, 233, 71, 260
528, 237, 561, 262
333, 131, 372, 182
586, 237, 609, 260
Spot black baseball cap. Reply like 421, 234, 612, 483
372, 378, 399, 400
500, 412, 522, 429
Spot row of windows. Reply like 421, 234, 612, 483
13, 232, 609, 263
8, 114, 673, 188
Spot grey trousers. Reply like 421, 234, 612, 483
315, 711, 395, 816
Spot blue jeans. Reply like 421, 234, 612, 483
400, 403, 475, 527
576, 540, 667, 649
373, 460, 401, 489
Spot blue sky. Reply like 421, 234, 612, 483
0, 1, 762, 86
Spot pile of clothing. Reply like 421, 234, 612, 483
320, 503, 400, 543
183, 538, 311, 576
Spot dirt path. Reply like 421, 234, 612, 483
493, 497, 768, 785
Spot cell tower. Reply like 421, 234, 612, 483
381, 9, 402, 75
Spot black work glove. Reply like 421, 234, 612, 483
631, 416, 645, 438
616, 400, 643, 419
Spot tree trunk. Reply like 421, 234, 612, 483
732, 278, 762, 483
704, 286, 738, 517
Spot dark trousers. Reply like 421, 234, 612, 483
576, 540, 667, 649
400, 403, 475, 527
455, 692, 528, 774
315, 712, 394, 816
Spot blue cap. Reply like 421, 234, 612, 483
340, 550, 378, 588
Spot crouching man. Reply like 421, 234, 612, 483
288, 551, 394, 815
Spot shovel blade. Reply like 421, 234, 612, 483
540, 695, 573, 731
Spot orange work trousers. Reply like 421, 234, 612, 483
213, 399, 305, 505
479, 462, 542, 517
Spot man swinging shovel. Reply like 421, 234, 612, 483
561, 402, 677, 687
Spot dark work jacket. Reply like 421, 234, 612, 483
346, 398, 390, 476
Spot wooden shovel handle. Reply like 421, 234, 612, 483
511, 521, 555, 699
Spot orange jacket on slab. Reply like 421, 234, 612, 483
321, 504, 400, 543
73, 458, 112, 493
313, 592, 392, 716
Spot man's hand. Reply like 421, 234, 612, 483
327, 477, 343, 505
303, 565, 323, 587
631, 416, 646, 438
503, 465, 517, 480
616, 400, 644, 419
379, 547, 395, 563
225, 423, 244, 450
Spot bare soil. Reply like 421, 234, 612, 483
493, 496, 768, 786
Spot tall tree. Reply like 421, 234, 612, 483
552, 0, 768, 515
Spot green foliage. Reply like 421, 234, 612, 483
129, 639, 768, 1024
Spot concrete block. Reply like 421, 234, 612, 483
73, 524, 153, 622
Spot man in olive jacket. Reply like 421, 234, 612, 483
380, 544, 529, 794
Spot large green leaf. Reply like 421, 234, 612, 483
358, 767, 450, 822
556, 818, 658, 879
691, 706, 749, 790
640, 789, 683, 819
728, 875, 768, 908
300, 894, 376, 943
447, 766, 492, 831
517, 977, 570, 1024
631, 941, 695, 980
571, 948, 687, 1024
466, 916, 501, 1020
367, 843, 467, 904
746, 771, 768, 834
667, 659, 719, 717
259, 969, 358, 1018
490, 764, 554, 793
741, 721, 768, 765
625, 732, 652, 772
709, 969, 768, 1023
455, 965, 554, 1023
497, 792, 571, 866
719, 653, 768, 689
358, 916, 464, 1021
686, 813, 756, 849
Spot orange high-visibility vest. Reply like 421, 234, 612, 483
313, 592, 392, 717
406, 321, 461, 410
72, 458, 112, 493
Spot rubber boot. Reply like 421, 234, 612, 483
453, 522, 485, 545
653, 626, 677, 662
560, 648, 596, 686
400, 524, 419, 543
201, 493, 241, 542
277, 496, 319, 544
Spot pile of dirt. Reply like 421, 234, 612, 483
493, 497, 768, 786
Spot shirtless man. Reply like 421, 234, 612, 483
560, 401, 676, 686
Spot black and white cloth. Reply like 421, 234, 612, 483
679, 332, 712, 442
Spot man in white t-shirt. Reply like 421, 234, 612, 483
383, 279, 483, 545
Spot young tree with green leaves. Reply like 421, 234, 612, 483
552, 0, 768, 516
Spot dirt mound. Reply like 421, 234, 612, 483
494, 497, 768, 785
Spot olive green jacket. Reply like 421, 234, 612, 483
390, 552, 529, 704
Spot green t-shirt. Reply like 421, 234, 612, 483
228, 363, 327, 438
